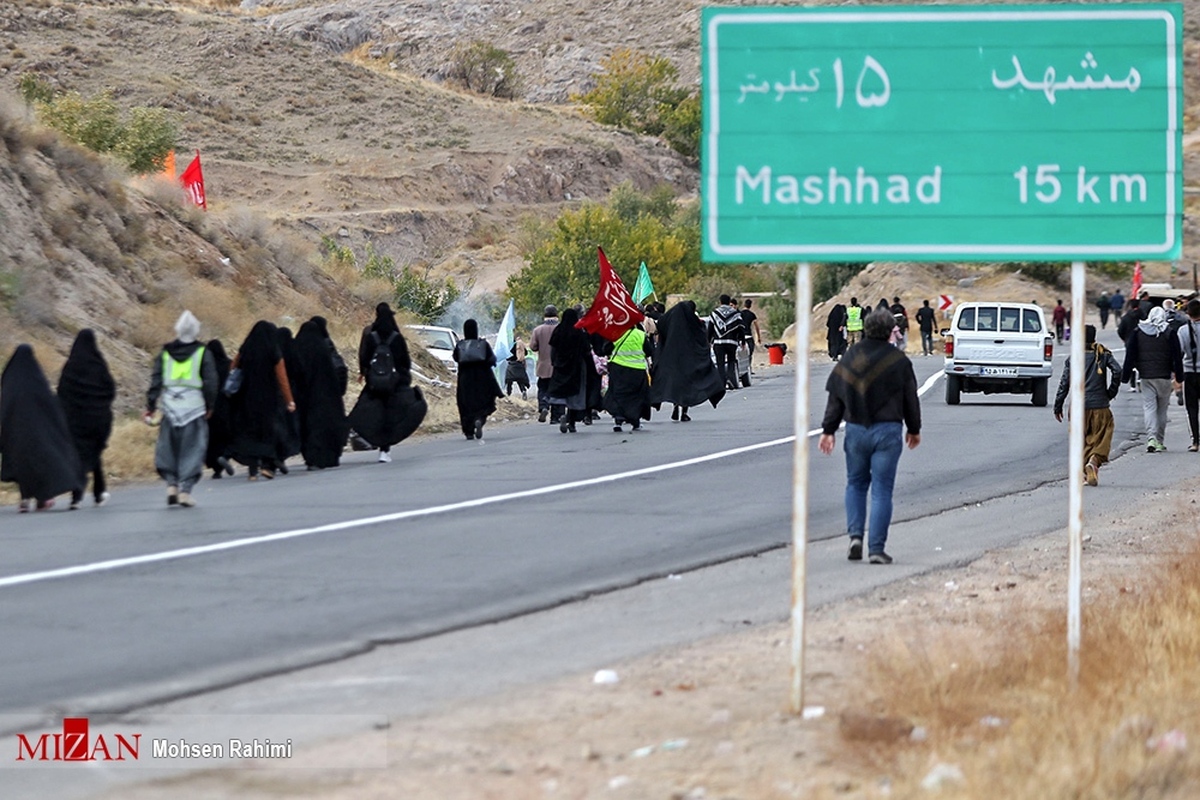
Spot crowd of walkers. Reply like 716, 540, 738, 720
1, 294, 766, 511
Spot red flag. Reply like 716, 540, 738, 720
576, 247, 645, 341
180, 151, 207, 210
1131, 261, 1144, 298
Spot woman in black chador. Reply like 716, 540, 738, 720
826, 303, 848, 361
203, 338, 236, 479
649, 300, 726, 422
452, 318, 503, 440
1, 344, 82, 511
228, 321, 295, 480
57, 329, 116, 509
348, 303, 427, 462
293, 319, 350, 468
547, 307, 596, 433
274, 326, 303, 470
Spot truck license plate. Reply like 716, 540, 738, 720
982, 367, 1019, 377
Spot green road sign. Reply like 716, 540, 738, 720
701, 4, 1183, 262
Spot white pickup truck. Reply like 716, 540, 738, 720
943, 302, 1054, 406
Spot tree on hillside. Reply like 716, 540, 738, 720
576, 49, 699, 159
505, 186, 701, 312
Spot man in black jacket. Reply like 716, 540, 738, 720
1055, 325, 1122, 486
1121, 306, 1182, 453
818, 309, 922, 565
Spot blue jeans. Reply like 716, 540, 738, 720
843, 421, 904, 554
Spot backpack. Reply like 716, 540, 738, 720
366, 331, 399, 394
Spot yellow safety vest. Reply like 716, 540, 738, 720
608, 328, 647, 370
160, 345, 206, 424
846, 306, 863, 332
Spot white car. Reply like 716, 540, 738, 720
943, 302, 1054, 406
405, 325, 460, 374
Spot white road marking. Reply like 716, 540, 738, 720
0, 363, 947, 591
0, 437, 796, 590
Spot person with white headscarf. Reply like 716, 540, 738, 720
1121, 305, 1182, 453
145, 310, 219, 507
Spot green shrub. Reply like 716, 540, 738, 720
660, 93, 700, 160
325, 240, 463, 322
115, 106, 178, 174
17, 73, 54, 105
448, 41, 522, 99
32, 89, 177, 174
576, 48, 698, 158
37, 91, 122, 154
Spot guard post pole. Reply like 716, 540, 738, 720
1067, 260, 1086, 686
790, 262, 812, 713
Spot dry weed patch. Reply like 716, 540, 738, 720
862, 533, 1200, 798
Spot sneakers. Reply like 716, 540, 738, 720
474, 419, 484, 440
868, 552, 894, 565
69, 498, 81, 511
1084, 462, 1098, 487
1190, 442, 1199, 453
1147, 439, 1167, 453
538, 410, 547, 423
177, 492, 195, 508
167, 486, 179, 506
560, 419, 570, 434
96, 492, 110, 507
848, 537, 863, 561
18, 499, 30, 513
217, 456, 234, 476
378, 451, 392, 463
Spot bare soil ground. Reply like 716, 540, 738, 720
102, 469, 1200, 800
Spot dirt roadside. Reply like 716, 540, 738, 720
96, 456, 1200, 799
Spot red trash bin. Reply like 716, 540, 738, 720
766, 343, 786, 365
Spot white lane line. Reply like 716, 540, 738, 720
0, 436, 796, 590
1, 364, 947, 591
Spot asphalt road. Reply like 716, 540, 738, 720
0, 328, 1145, 724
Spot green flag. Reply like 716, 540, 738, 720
632, 262, 655, 305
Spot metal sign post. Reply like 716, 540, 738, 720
790, 263, 812, 712
1067, 261, 1086, 685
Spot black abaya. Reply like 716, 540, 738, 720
649, 301, 726, 409
294, 321, 350, 467
1, 345, 82, 504
56, 329, 116, 496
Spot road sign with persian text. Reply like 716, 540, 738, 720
701, 4, 1183, 262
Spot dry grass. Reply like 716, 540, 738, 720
861, 530, 1200, 798
104, 417, 158, 483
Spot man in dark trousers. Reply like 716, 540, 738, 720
915, 299, 937, 356
529, 305, 560, 423
818, 309, 922, 565
1054, 325, 1121, 486
709, 294, 745, 391
1122, 306, 1182, 453
1052, 299, 1068, 344
1176, 299, 1200, 451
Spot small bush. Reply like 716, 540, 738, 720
575, 48, 697, 157
17, 73, 54, 105
448, 41, 522, 99
33, 89, 177, 174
